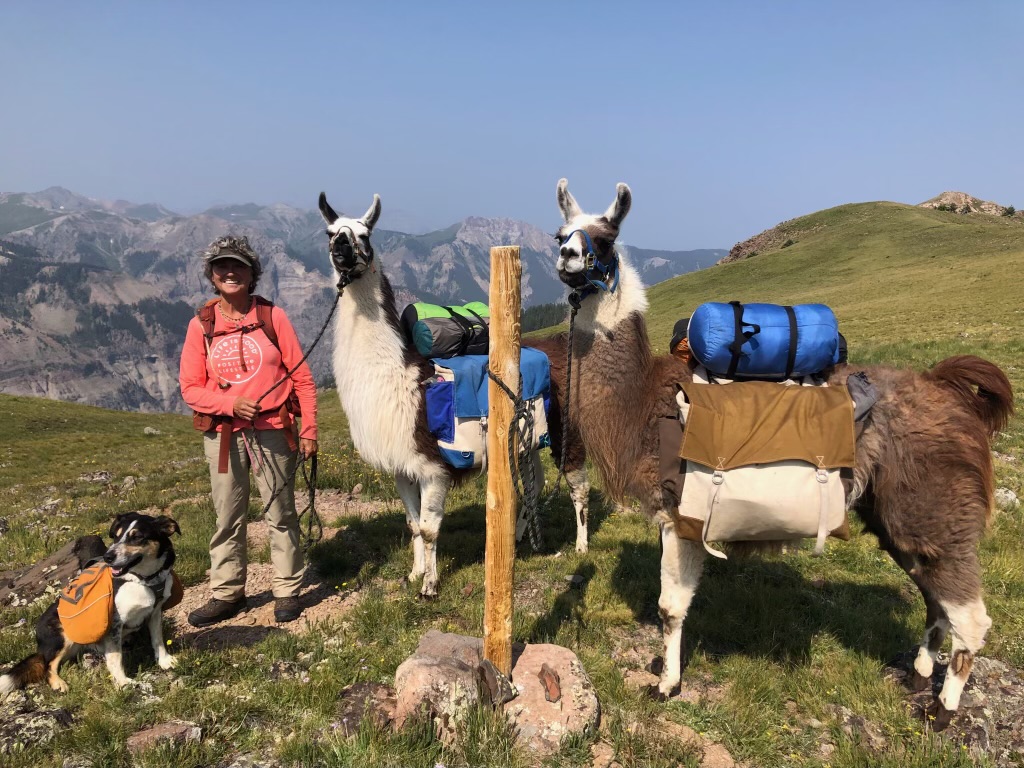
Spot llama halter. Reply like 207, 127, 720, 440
328, 225, 374, 290
559, 228, 620, 308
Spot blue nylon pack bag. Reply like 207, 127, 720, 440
688, 301, 840, 380
424, 347, 551, 468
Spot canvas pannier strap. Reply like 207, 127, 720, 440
679, 380, 856, 470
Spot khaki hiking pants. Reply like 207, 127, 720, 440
203, 428, 305, 600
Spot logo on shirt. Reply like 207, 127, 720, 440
210, 335, 263, 385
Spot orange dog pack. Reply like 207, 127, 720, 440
57, 563, 183, 644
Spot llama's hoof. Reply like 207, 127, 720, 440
645, 683, 680, 702
909, 670, 932, 692
417, 591, 439, 602
924, 700, 955, 732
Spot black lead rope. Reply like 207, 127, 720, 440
487, 370, 543, 552
247, 283, 348, 550
552, 293, 582, 495
297, 453, 323, 552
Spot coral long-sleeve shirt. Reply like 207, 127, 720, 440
179, 303, 318, 440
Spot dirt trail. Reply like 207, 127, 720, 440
167, 490, 397, 649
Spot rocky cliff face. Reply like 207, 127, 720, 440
0, 189, 714, 413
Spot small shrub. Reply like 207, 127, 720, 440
782, 239, 795, 248
1003, 205, 1016, 217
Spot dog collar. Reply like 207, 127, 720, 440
119, 567, 171, 590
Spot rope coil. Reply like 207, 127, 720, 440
487, 370, 543, 552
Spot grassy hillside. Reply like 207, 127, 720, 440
643, 202, 1024, 358
0, 201, 1021, 767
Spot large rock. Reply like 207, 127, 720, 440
0, 535, 106, 606
393, 632, 484, 741
393, 631, 600, 754
505, 643, 600, 756
0, 699, 73, 754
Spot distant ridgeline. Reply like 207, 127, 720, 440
0, 187, 717, 413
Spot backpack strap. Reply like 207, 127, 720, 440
443, 306, 477, 356
197, 299, 218, 345
253, 295, 279, 351
725, 301, 760, 379
783, 305, 798, 379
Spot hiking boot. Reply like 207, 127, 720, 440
187, 596, 247, 628
274, 596, 302, 623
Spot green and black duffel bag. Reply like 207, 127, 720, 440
400, 302, 490, 359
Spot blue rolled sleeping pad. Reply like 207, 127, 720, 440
687, 301, 840, 380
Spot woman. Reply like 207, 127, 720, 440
179, 235, 317, 626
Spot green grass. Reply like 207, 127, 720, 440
1, 201, 1022, 766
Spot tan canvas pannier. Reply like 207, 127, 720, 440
675, 368, 855, 559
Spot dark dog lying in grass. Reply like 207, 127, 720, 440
0, 512, 181, 695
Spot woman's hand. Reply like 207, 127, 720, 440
232, 397, 260, 420
299, 438, 318, 458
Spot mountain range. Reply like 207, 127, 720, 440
0, 187, 723, 413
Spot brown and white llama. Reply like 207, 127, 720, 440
550, 178, 1014, 727
318, 191, 590, 598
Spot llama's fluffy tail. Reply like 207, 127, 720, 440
927, 355, 1014, 435
0, 654, 46, 698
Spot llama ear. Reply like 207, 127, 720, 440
603, 183, 632, 228
360, 194, 381, 231
318, 192, 339, 225
556, 178, 582, 222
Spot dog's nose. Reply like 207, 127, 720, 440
103, 550, 116, 564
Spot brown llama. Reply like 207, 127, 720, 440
550, 178, 1014, 728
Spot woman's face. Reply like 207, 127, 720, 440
210, 258, 252, 298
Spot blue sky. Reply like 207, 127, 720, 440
1, 1, 1021, 249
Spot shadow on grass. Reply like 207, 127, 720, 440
612, 539, 919, 670
308, 481, 613, 587
527, 562, 597, 644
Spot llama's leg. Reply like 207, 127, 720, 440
656, 521, 706, 698
395, 474, 425, 581
418, 472, 452, 599
882, 546, 950, 691
911, 592, 949, 691
929, 597, 991, 730
568, 467, 590, 554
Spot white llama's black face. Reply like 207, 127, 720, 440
318, 192, 381, 280
554, 178, 631, 289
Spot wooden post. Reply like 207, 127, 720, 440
484, 245, 522, 676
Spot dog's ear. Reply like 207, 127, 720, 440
153, 516, 181, 537
108, 513, 134, 540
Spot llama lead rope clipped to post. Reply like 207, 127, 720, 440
486, 370, 542, 551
